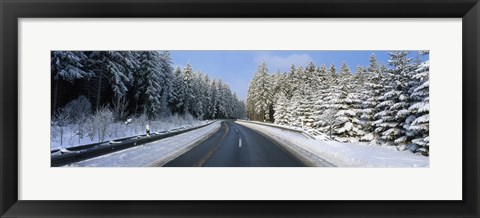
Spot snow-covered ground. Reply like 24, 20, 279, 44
51, 115, 209, 150
238, 120, 331, 141
236, 121, 429, 167
68, 121, 221, 167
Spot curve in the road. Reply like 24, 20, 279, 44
163, 121, 305, 167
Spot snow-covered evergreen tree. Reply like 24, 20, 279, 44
273, 92, 289, 125
137, 51, 165, 119
168, 66, 185, 114
215, 79, 227, 118
271, 71, 286, 109
88, 51, 138, 110
286, 91, 302, 126
407, 51, 429, 154
331, 62, 363, 141
316, 64, 340, 130
367, 53, 379, 74
210, 78, 219, 119
374, 51, 414, 146
182, 64, 196, 115
157, 51, 174, 117
51, 51, 91, 82
312, 64, 330, 128
192, 71, 206, 119
51, 51, 92, 110
339, 61, 351, 76
359, 54, 385, 142
250, 61, 273, 122
202, 74, 213, 119
284, 64, 297, 99
223, 83, 234, 118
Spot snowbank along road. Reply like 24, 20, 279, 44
163, 120, 306, 167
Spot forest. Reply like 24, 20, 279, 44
246, 51, 429, 155
51, 50, 429, 156
51, 51, 246, 120
51, 51, 246, 147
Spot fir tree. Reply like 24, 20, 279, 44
51, 51, 92, 111
407, 52, 429, 154
374, 51, 413, 146
273, 92, 289, 125
251, 61, 273, 122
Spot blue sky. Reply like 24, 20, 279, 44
170, 51, 428, 101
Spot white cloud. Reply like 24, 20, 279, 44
254, 53, 314, 72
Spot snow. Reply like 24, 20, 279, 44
409, 102, 429, 113
242, 119, 307, 132
360, 133, 374, 141
336, 122, 353, 133
236, 121, 429, 167
51, 116, 209, 150
412, 114, 429, 125
68, 121, 221, 167
335, 110, 355, 117
414, 81, 429, 92
59, 148, 74, 153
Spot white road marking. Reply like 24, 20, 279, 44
235, 128, 238, 133
239, 138, 242, 148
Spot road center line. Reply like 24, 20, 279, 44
193, 122, 229, 167
239, 138, 242, 148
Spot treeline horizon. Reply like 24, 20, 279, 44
51, 51, 246, 121
246, 51, 429, 155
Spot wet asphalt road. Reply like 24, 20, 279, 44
163, 121, 305, 167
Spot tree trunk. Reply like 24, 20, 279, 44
329, 125, 332, 139
96, 70, 103, 111
96, 55, 106, 111
53, 79, 59, 112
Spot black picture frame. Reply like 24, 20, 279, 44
1, 0, 479, 217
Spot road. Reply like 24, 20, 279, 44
163, 121, 305, 167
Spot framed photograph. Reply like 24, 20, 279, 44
1, 0, 478, 217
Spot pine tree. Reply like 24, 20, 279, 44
339, 61, 351, 76
329, 64, 337, 78
304, 62, 317, 89
182, 64, 196, 115
251, 61, 273, 122
286, 91, 302, 126
210, 79, 219, 119
273, 92, 289, 125
157, 51, 174, 117
331, 62, 363, 141
223, 83, 234, 118
312, 64, 329, 128
88, 51, 137, 110
374, 51, 413, 146
355, 66, 367, 85
290, 90, 309, 128
168, 66, 185, 114
192, 71, 206, 119
407, 52, 429, 154
272, 71, 286, 108
203, 74, 213, 119
138, 51, 164, 119
51, 51, 90, 82
284, 64, 297, 99
216, 79, 227, 118
367, 53, 379, 74
51, 51, 92, 111
315, 64, 340, 131
359, 54, 385, 142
